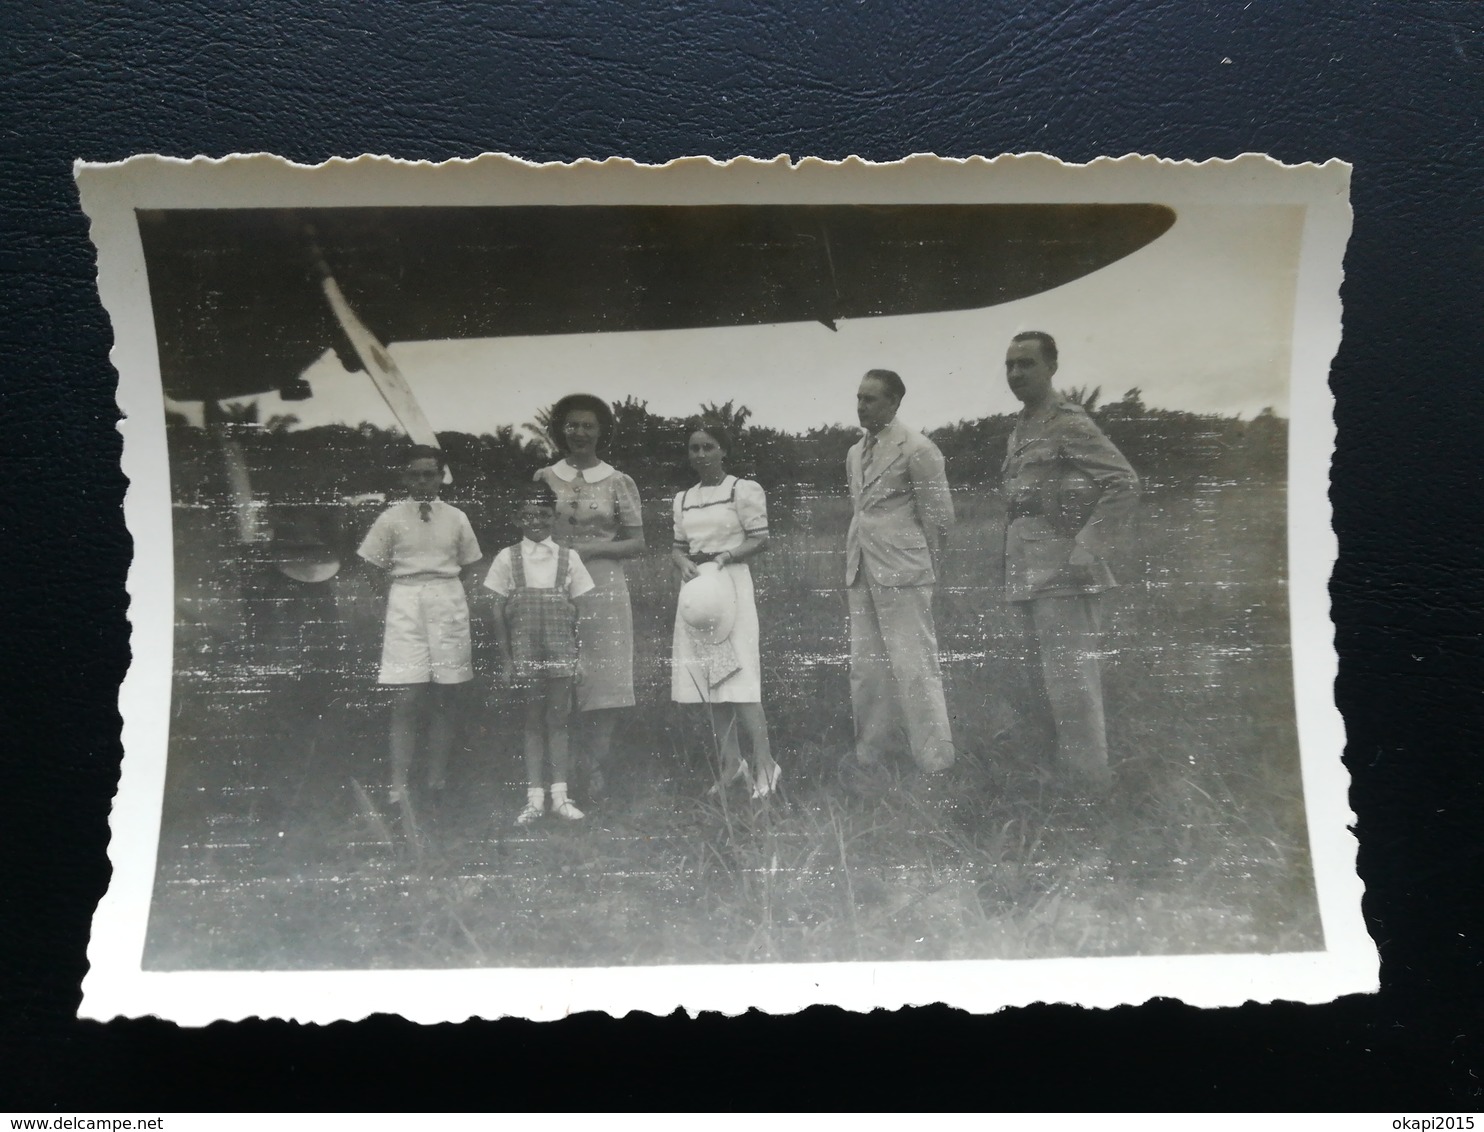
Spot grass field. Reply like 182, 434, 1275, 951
143, 479, 1321, 969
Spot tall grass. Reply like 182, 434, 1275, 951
143, 480, 1319, 969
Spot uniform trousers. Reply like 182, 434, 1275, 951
1015, 593, 1109, 787
848, 577, 955, 772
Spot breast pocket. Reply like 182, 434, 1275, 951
1018, 441, 1060, 467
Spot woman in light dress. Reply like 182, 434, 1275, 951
669, 423, 781, 799
535, 394, 645, 796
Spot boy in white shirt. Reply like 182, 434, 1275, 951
485, 482, 595, 824
356, 445, 482, 808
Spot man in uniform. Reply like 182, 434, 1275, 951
1001, 332, 1139, 794
846, 368, 957, 774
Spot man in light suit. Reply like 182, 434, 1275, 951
846, 369, 956, 773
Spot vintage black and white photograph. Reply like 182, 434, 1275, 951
78, 153, 1366, 1021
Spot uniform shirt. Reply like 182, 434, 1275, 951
482, 537, 596, 599
1002, 399, 1139, 601
357, 498, 482, 583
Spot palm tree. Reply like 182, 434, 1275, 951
523, 405, 556, 454
1100, 387, 1147, 420
1061, 385, 1103, 414
699, 399, 753, 437
221, 401, 260, 425
204, 399, 263, 441
611, 395, 653, 431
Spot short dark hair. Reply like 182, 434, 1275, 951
687, 419, 733, 455
517, 480, 560, 511
549, 393, 616, 454
863, 368, 906, 402
1011, 331, 1058, 367
402, 443, 448, 471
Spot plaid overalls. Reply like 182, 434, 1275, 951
507, 544, 580, 680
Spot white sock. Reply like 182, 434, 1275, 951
526, 786, 545, 810
550, 782, 569, 807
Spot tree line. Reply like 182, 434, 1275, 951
165, 388, 1287, 512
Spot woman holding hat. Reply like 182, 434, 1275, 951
536, 393, 645, 795
671, 423, 781, 799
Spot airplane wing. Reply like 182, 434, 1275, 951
137, 203, 1176, 404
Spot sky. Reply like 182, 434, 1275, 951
167, 204, 1303, 437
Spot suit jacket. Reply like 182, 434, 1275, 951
846, 417, 954, 587
1001, 398, 1139, 601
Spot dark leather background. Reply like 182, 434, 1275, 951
3, 0, 1480, 1109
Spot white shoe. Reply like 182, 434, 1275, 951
552, 799, 586, 821
515, 802, 543, 826
751, 761, 783, 800
706, 759, 750, 797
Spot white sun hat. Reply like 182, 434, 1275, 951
677, 562, 737, 645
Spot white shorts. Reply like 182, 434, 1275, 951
379, 577, 473, 685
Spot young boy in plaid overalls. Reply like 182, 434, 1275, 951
485, 481, 595, 825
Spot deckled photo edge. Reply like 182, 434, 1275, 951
77, 152, 1370, 1024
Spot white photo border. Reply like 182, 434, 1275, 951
76, 152, 1369, 1023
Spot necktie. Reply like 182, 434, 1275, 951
862, 434, 877, 478
419, 501, 432, 522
